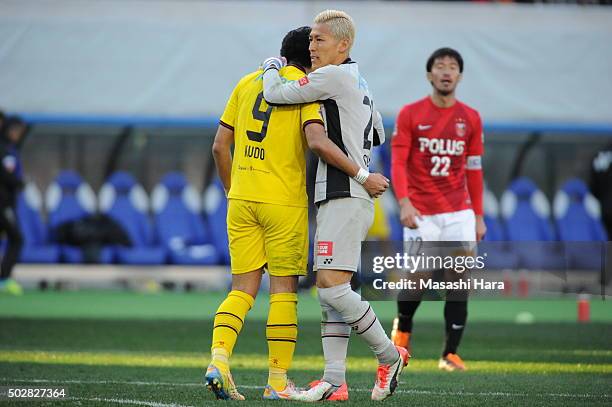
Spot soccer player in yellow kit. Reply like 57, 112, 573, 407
205, 26, 388, 401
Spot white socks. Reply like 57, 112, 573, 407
318, 283, 398, 367
320, 301, 351, 386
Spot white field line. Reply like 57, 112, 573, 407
1, 377, 610, 400
72, 397, 194, 407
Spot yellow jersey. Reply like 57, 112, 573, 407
220, 65, 323, 208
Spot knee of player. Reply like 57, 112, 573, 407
317, 280, 352, 305
230, 283, 261, 300
269, 275, 299, 294
316, 269, 353, 289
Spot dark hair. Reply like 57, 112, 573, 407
1, 115, 26, 140
426, 47, 463, 73
280, 26, 312, 70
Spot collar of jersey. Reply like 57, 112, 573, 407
286, 63, 307, 74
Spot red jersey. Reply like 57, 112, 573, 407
391, 96, 484, 215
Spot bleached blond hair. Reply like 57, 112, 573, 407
314, 9, 355, 50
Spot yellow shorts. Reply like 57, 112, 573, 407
367, 198, 391, 240
227, 199, 308, 276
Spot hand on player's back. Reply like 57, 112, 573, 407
399, 198, 422, 229
363, 173, 389, 198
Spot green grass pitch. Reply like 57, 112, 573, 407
0, 291, 611, 406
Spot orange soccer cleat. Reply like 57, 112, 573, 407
438, 353, 467, 372
391, 317, 412, 355
371, 346, 409, 401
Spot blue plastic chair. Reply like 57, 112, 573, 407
99, 171, 166, 265
480, 188, 519, 270
16, 183, 60, 263
152, 172, 218, 265
203, 178, 230, 265
500, 177, 563, 270
553, 178, 607, 270
46, 170, 114, 263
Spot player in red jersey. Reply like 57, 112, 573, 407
390, 48, 486, 371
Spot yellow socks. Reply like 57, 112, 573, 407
210, 290, 298, 392
211, 290, 254, 368
266, 292, 298, 391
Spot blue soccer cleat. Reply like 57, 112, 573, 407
204, 363, 245, 400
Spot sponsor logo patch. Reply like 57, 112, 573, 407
298, 77, 309, 86
317, 241, 333, 256
456, 119, 466, 137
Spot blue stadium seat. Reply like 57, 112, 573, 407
480, 188, 519, 270
152, 172, 218, 265
99, 171, 166, 265
500, 177, 563, 270
501, 178, 556, 241
16, 183, 60, 263
483, 188, 505, 241
203, 178, 229, 265
553, 178, 607, 270
553, 178, 608, 241
46, 170, 114, 263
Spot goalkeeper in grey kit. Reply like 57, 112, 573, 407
261, 9, 409, 402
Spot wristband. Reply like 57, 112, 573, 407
353, 168, 370, 185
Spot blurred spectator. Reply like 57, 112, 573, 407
590, 141, 612, 238
0, 115, 26, 295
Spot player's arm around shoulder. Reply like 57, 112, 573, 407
303, 120, 351, 173
304, 122, 388, 198
262, 63, 344, 105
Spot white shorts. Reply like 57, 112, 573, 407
314, 197, 374, 272
403, 209, 477, 266
403, 209, 476, 242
